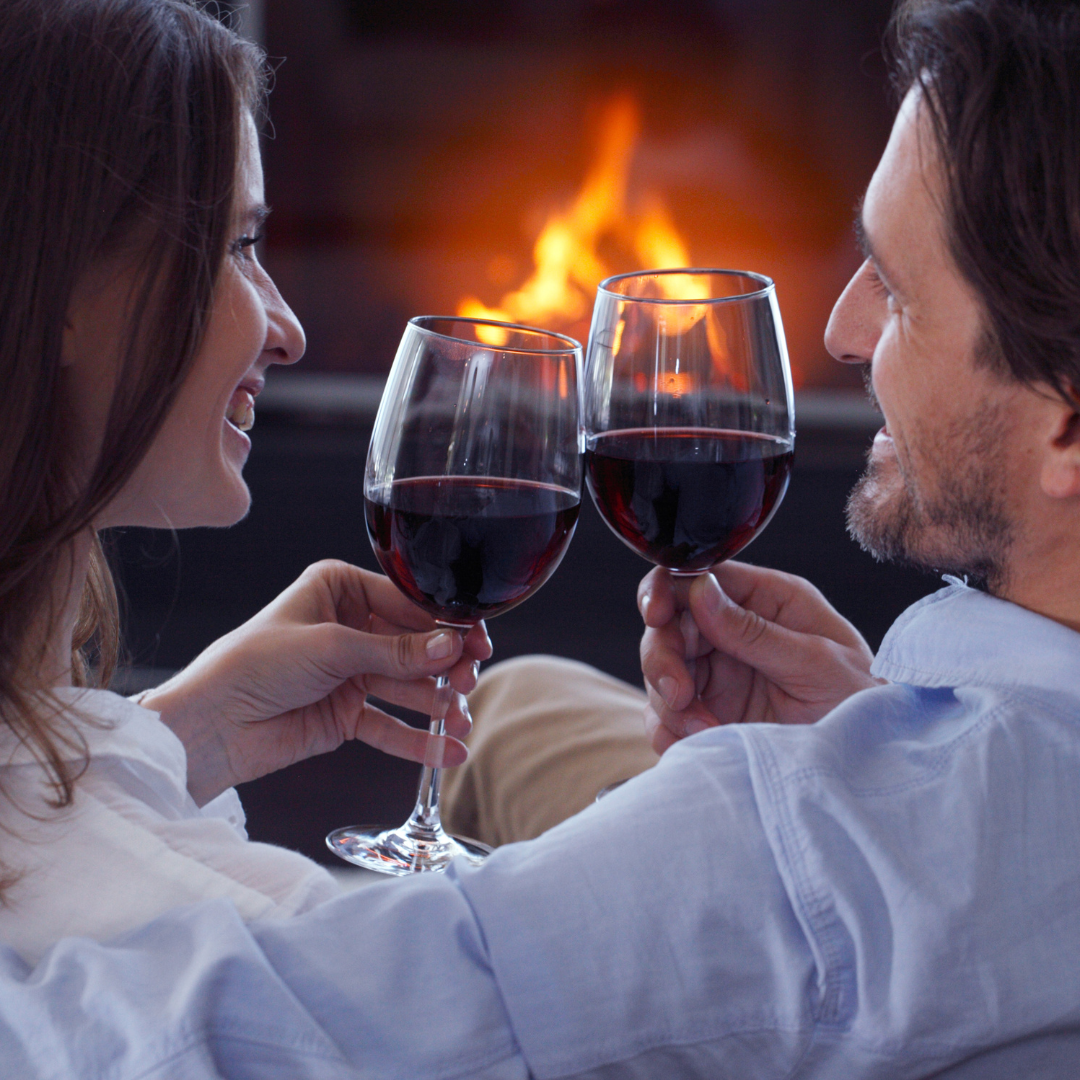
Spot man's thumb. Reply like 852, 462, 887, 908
690, 572, 776, 662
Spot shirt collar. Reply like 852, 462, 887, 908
0, 688, 186, 784
872, 580, 1080, 696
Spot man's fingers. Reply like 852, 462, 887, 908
640, 622, 697, 714
710, 561, 871, 652
688, 572, 829, 686
638, 567, 694, 628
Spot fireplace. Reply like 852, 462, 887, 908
113, 1, 943, 862
260, 0, 897, 389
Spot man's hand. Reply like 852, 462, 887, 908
638, 562, 880, 754
139, 560, 493, 806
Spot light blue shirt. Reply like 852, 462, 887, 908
4, 582, 1080, 1078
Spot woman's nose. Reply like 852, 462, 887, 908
262, 277, 306, 367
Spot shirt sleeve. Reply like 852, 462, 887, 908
0, 889, 528, 1080
455, 727, 819, 1077
0, 729, 818, 1080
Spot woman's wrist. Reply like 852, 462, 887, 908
138, 679, 232, 807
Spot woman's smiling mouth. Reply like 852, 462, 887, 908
226, 387, 256, 432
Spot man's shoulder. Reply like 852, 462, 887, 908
872, 582, 1080, 698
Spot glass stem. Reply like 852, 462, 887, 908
407, 672, 453, 836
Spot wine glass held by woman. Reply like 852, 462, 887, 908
327, 317, 583, 874
0, 0, 489, 963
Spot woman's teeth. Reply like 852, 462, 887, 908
227, 389, 255, 432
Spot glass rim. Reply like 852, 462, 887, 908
408, 315, 582, 355
597, 268, 775, 304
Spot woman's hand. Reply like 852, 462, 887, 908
139, 560, 493, 806
638, 562, 880, 754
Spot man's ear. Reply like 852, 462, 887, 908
1040, 387, 1080, 499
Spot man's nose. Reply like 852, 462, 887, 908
824, 259, 881, 367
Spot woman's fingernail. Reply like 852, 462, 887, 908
461, 698, 473, 729
426, 631, 454, 660
658, 676, 679, 708
685, 719, 710, 736
471, 660, 480, 680
423, 735, 446, 769
640, 593, 651, 621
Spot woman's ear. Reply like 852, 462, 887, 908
60, 313, 79, 368
59, 261, 128, 372
1040, 388, 1080, 499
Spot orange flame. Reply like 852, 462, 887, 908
458, 95, 700, 332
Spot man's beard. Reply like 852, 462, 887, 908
845, 396, 1015, 592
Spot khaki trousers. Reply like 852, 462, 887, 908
441, 655, 659, 847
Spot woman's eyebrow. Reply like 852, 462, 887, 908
240, 203, 271, 229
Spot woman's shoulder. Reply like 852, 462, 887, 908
2, 686, 187, 779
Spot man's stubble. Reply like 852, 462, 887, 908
845, 394, 1016, 592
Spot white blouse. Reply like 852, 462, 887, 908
0, 687, 340, 963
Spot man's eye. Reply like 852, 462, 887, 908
866, 263, 891, 298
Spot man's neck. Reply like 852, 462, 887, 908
996, 542, 1080, 634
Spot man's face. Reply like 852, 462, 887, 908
825, 89, 1035, 589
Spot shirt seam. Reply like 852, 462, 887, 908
775, 697, 1015, 798
121, 1027, 353, 1080
744, 729, 851, 1028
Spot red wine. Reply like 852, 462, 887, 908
586, 428, 792, 572
365, 476, 580, 625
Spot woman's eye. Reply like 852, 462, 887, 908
232, 233, 263, 258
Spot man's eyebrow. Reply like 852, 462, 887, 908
853, 207, 902, 295
853, 211, 872, 260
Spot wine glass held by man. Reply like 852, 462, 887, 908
583, 269, 796, 580
0, 0, 490, 962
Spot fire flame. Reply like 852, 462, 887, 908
458, 94, 705, 340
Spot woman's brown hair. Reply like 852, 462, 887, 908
0, 0, 264, 813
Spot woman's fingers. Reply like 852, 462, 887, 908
360, 674, 472, 741
355, 700, 468, 768
309, 622, 468, 684
464, 621, 494, 662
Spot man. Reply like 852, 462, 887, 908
5, 0, 1080, 1076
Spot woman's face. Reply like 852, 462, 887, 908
65, 116, 305, 530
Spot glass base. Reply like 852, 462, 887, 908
326, 823, 491, 876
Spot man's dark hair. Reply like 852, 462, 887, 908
889, 0, 1080, 397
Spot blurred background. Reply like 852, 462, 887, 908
261, 0, 895, 388
112, 0, 941, 861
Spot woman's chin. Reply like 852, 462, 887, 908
98, 471, 251, 530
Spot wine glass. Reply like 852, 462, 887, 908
327, 316, 583, 875
584, 269, 793, 576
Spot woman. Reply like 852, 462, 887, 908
0, 0, 489, 963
